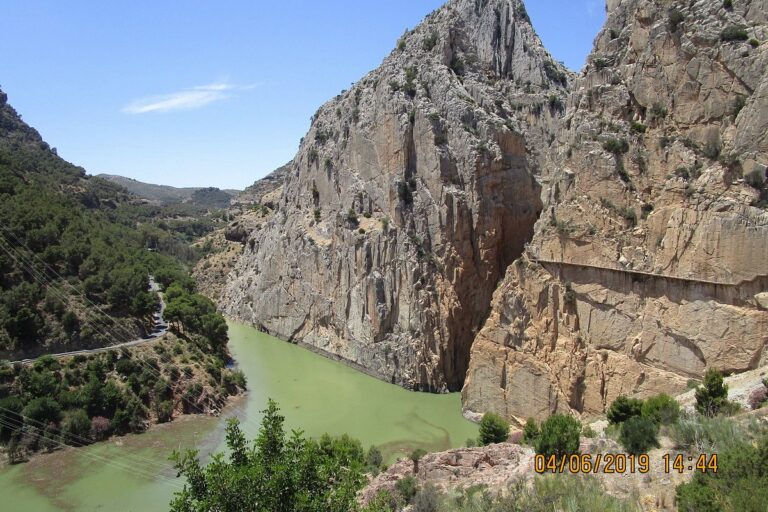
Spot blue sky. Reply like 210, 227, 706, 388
0, 1, 605, 190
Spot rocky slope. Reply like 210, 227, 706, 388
462, 0, 768, 423
220, 0, 570, 391
220, 0, 767, 418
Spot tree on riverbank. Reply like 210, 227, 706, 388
170, 400, 368, 512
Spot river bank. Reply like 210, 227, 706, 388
0, 321, 477, 511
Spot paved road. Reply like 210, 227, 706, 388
8, 276, 168, 364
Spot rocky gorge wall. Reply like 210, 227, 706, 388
220, 0, 768, 421
462, 0, 768, 422
220, 0, 569, 391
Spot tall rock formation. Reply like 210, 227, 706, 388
220, 0, 569, 391
221, 0, 767, 420
462, 0, 768, 422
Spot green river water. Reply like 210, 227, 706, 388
0, 322, 478, 511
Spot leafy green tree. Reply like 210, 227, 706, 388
62, 409, 91, 444
695, 369, 729, 416
619, 416, 659, 455
478, 412, 509, 445
641, 393, 680, 425
22, 397, 62, 426
535, 415, 581, 457
170, 400, 366, 512
607, 395, 643, 424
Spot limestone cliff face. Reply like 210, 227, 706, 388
462, 0, 768, 422
220, 0, 569, 391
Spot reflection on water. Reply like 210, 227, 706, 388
0, 321, 478, 511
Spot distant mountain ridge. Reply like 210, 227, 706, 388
97, 174, 240, 208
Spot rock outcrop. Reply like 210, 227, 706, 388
220, 0, 767, 418
220, 0, 569, 391
462, 0, 768, 423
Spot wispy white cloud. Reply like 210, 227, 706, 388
122, 82, 259, 114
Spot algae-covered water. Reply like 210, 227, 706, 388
0, 321, 478, 511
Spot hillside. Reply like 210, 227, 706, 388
97, 174, 238, 208
0, 88, 214, 359
218, 0, 768, 424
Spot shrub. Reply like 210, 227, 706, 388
412, 484, 440, 512
721, 25, 749, 41
155, 400, 173, 423
346, 208, 359, 226
607, 396, 643, 424
582, 425, 597, 438
619, 416, 660, 454
62, 409, 91, 445
672, 415, 745, 453
535, 415, 581, 457
641, 393, 680, 425
750, 38, 760, 48
410, 448, 427, 472
619, 207, 637, 227
695, 369, 729, 416
90, 416, 111, 441
603, 138, 629, 155
630, 122, 647, 134
749, 387, 768, 410
313, 208, 321, 222
479, 412, 509, 445
676, 435, 768, 511
723, 0, 733, 9
523, 417, 540, 445
423, 32, 438, 51
365, 446, 383, 472
395, 475, 418, 504
668, 9, 684, 32
651, 103, 668, 119
22, 397, 62, 426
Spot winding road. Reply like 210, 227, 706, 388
8, 276, 168, 364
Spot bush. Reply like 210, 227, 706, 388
723, 0, 733, 8
155, 400, 173, 423
641, 393, 680, 425
62, 409, 91, 445
582, 425, 597, 438
676, 435, 768, 511
603, 138, 629, 155
523, 417, 540, 445
749, 387, 768, 410
423, 32, 438, 51
619, 416, 660, 454
365, 446, 383, 472
607, 395, 643, 424
412, 483, 440, 512
22, 397, 62, 426
668, 9, 684, 32
695, 369, 729, 416
90, 416, 111, 441
479, 412, 509, 445
410, 448, 427, 472
535, 415, 581, 457
672, 415, 747, 453
721, 25, 749, 42
630, 122, 646, 134
395, 475, 418, 504
346, 208, 359, 226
